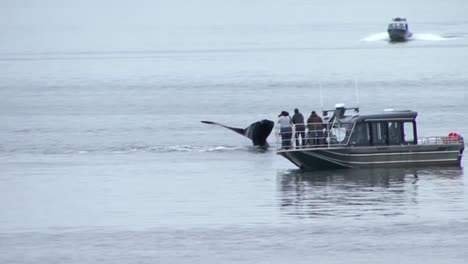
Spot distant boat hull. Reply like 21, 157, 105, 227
388, 29, 413, 41
278, 144, 462, 170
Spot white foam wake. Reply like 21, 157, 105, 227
361, 32, 457, 42
158, 145, 241, 153
412, 33, 449, 41
361, 32, 388, 41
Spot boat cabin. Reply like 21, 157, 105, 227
330, 108, 418, 147
292, 105, 419, 148
388, 17, 409, 31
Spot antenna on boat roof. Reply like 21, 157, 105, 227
355, 78, 360, 113
319, 81, 323, 112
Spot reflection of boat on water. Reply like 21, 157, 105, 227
276, 104, 465, 170
278, 168, 414, 218
279, 167, 463, 187
277, 167, 463, 218
280, 167, 409, 188
387, 17, 412, 41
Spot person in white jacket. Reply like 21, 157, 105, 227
277, 111, 292, 149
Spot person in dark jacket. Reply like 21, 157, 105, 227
307, 111, 324, 145
292, 108, 306, 147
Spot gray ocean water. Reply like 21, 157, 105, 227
1, 0, 468, 263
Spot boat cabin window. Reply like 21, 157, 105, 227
350, 120, 416, 146
388, 121, 403, 145
329, 122, 353, 144
388, 23, 407, 30
349, 122, 370, 146
403, 121, 416, 144
370, 122, 387, 145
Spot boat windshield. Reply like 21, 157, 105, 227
328, 122, 354, 145
388, 23, 408, 30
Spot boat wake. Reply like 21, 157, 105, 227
361, 32, 389, 41
107, 145, 244, 154
412, 33, 457, 41
1, 145, 247, 155
361, 32, 458, 42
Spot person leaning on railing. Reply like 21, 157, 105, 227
277, 111, 293, 149
292, 108, 306, 147
307, 111, 324, 145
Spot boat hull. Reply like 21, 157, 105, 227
387, 29, 412, 41
278, 144, 463, 170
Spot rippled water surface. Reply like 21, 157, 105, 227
1, 0, 468, 263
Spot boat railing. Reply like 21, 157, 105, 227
275, 122, 355, 151
276, 125, 464, 151
418, 136, 463, 145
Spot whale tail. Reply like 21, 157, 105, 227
201, 119, 274, 147
201, 121, 246, 135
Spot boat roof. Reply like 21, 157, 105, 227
328, 106, 418, 123
392, 17, 407, 22
343, 110, 417, 123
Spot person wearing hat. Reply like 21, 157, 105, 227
277, 111, 292, 149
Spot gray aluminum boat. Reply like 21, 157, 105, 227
276, 104, 464, 170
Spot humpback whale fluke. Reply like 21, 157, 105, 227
201, 119, 274, 148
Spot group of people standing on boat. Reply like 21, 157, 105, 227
277, 108, 329, 149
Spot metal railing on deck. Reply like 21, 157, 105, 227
418, 136, 463, 145
275, 124, 464, 151
275, 122, 354, 151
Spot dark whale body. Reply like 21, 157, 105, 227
201, 119, 274, 148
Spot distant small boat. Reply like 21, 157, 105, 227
387, 17, 412, 41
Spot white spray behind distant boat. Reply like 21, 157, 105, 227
361, 32, 458, 42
